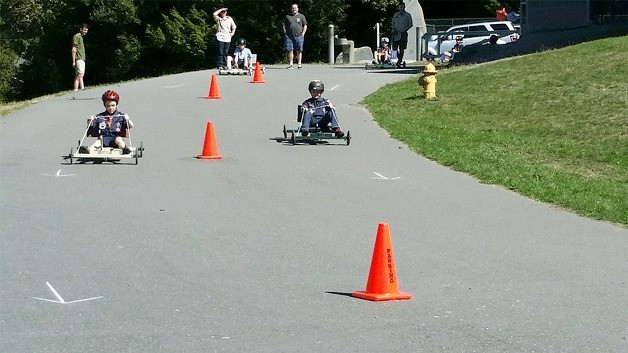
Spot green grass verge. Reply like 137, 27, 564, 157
365, 36, 628, 226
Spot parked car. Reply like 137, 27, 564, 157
427, 21, 520, 56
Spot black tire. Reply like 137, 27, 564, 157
346, 131, 351, 146
69, 148, 74, 164
283, 125, 287, 139
290, 131, 296, 145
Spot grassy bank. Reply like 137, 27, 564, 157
365, 36, 627, 226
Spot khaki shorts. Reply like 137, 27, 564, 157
75, 60, 86, 75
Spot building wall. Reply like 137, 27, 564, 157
522, 0, 591, 34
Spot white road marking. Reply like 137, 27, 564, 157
164, 84, 183, 88
329, 85, 340, 91
33, 281, 103, 304
370, 172, 401, 180
43, 169, 76, 177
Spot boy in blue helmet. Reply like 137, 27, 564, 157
300, 80, 344, 137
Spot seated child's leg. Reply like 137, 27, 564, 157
300, 111, 313, 133
226, 57, 233, 69
317, 114, 332, 132
114, 136, 126, 149
328, 111, 340, 130
90, 139, 102, 150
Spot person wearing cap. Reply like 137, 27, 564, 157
452, 36, 464, 53
439, 36, 463, 62
373, 37, 392, 64
418, 63, 438, 100
227, 38, 252, 70
213, 7, 237, 69
79, 90, 134, 154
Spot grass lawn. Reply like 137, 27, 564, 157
365, 35, 627, 226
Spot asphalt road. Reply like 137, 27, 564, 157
1, 64, 626, 353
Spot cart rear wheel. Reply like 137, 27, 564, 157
283, 125, 287, 138
290, 131, 296, 145
69, 148, 74, 164
346, 131, 351, 146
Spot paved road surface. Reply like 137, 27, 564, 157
1, 65, 626, 352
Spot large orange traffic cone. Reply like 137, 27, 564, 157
196, 121, 222, 159
250, 62, 265, 84
352, 223, 412, 301
206, 74, 222, 99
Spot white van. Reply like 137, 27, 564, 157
427, 21, 519, 56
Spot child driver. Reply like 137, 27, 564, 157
80, 90, 134, 154
300, 80, 344, 138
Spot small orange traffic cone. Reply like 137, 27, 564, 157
352, 223, 412, 301
197, 121, 222, 159
250, 62, 265, 84
206, 74, 222, 99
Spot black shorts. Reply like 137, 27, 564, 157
392, 32, 408, 50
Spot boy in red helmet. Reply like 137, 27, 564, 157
79, 90, 134, 154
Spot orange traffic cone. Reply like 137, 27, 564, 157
250, 62, 265, 84
352, 223, 412, 301
196, 121, 222, 159
206, 74, 222, 99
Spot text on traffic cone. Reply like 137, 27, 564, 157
206, 74, 222, 99
197, 121, 222, 160
250, 62, 266, 84
352, 222, 412, 301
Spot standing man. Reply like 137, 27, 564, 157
71, 23, 89, 91
283, 3, 307, 69
391, 2, 413, 68
213, 7, 237, 69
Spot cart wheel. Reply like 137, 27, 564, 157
346, 131, 351, 146
283, 125, 287, 139
138, 142, 144, 158
290, 131, 296, 145
402, 61, 406, 68
262, 67, 266, 74
69, 148, 74, 165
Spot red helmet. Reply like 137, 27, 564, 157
101, 90, 119, 103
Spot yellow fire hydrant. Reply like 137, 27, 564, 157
419, 62, 438, 100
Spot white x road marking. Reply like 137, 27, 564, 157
33, 282, 103, 304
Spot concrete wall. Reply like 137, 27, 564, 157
522, 0, 591, 34
404, 0, 427, 61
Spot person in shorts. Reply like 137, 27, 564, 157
373, 37, 392, 64
391, 2, 413, 68
283, 3, 307, 69
80, 90, 134, 154
71, 23, 89, 91
227, 38, 253, 70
